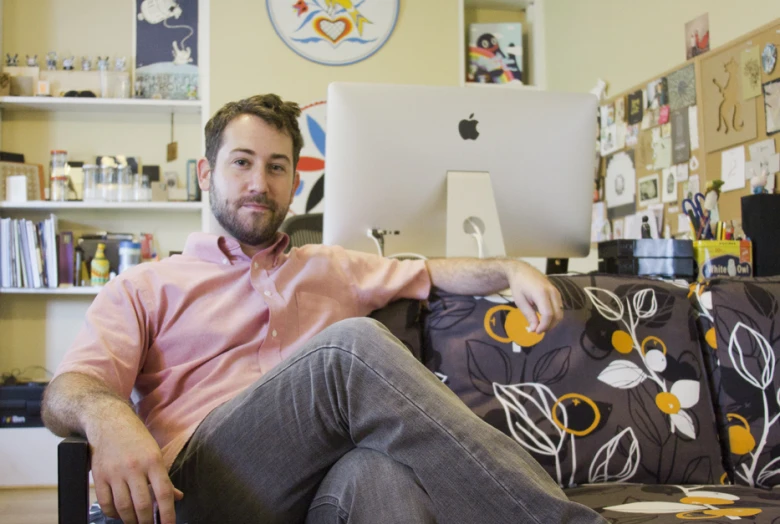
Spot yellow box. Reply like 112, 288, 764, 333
693, 240, 753, 280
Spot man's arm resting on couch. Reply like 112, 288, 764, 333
425, 257, 564, 333
43, 372, 182, 524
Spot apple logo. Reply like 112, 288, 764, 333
459, 113, 479, 140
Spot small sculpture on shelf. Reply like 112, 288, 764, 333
81, 56, 92, 71
115, 56, 127, 72
640, 216, 653, 239
751, 167, 770, 194
5, 53, 18, 67
46, 51, 57, 70
97, 56, 110, 71
25, 54, 38, 67
62, 56, 75, 71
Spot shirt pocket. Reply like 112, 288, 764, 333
295, 291, 355, 342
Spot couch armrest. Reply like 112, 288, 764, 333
58, 436, 91, 524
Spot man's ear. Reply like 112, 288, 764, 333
197, 157, 211, 192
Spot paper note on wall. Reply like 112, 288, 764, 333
688, 106, 700, 151
721, 145, 746, 192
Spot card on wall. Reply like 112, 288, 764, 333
625, 124, 640, 147
667, 64, 697, 111
646, 78, 669, 110
662, 167, 678, 203
605, 150, 637, 219
615, 96, 626, 123
741, 45, 762, 100
627, 90, 644, 125
689, 174, 701, 195
685, 13, 710, 60
652, 129, 672, 170
638, 173, 660, 207
676, 162, 689, 182
688, 106, 700, 150
701, 49, 757, 153
721, 145, 746, 192
764, 79, 780, 135
636, 130, 655, 171
671, 109, 691, 164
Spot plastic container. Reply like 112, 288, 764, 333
116, 165, 134, 202
118, 241, 141, 274
50, 150, 69, 201
50, 176, 69, 202
100, 166, 117, 202
82, 165, 101, 202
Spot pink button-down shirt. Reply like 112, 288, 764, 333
54, 232, 431, 468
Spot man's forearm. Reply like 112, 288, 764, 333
42, 372, 137, 440
425, 257, 515, 295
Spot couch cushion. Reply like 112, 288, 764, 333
369, 299, 424, 361
565, 483, 780, 522
422, 275, 725, 488
692, 277, 780, 488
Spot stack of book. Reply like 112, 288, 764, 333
0, 215, 70, 289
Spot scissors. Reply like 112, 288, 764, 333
682, 192, 711, 239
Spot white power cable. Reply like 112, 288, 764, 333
467, 217, 485, 259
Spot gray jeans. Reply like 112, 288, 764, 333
168, 318, 604, 524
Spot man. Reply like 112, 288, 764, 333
43, 94, 604, 524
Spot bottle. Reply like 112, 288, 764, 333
90, 243, 110, 286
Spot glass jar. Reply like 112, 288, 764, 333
134, 174, 152, 202
82, 164, 101, 202
49, 149, 69, 201
50, 175, 68, 202
116, 165, 134, 202
118, 240, 142, 274
100, 165, 117, 202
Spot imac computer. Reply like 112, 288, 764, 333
323, 82, 597, 260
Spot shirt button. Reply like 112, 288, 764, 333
264, 290, 271, 297
272, 329, 278, 338
253, 262, 259, 269
222, 258, 229, 265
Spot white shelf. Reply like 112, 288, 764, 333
0, 287, 99, 295
0, 96, 202, 114
465, 0, 532, 10
0, 201, 203, 211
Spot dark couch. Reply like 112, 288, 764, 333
418, 275, 780, 522
60, 275, 780, 522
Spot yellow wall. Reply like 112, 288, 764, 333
545, 0, 780, 94
210, 0, 461, 110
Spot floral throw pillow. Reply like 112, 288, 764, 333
692, 277, 780, 488
422, 275, 725, 487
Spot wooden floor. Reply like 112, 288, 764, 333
0, 487, 95, 524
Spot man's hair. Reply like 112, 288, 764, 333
204, 94, 304, 171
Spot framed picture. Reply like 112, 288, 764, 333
638, 174, 660, 207
685, 13, 710, 60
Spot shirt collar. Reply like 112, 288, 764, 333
183, 232, 289, 267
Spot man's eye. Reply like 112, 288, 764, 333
271, 164, 286, 172
234, 159, 249, 167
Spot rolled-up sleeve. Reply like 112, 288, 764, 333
342, 249, 431, 313
53, 275, 153, 401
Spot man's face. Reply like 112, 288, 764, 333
200, 114, 300, 248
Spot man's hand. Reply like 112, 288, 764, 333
89, 413, 183, 524
504, 261, 564, 334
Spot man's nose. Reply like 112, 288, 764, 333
247, 167, 269, 193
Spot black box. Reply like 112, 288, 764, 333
598, 257, 695, 278
0, 382, 47, 428
598, 239, 695, 279
742, 194, 780, 277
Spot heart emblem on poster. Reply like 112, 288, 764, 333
314, 17, 353, 44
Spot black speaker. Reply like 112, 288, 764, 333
742, 194, 780, 276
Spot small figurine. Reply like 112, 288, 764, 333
751, 168, 770, 194
172, 41, 192, 65
62, 56, 75, 71
25, 54, 38, 67
46, 51, 57, 70
5, 53, 18, 67
96, 56, 109, 71
703, 179, 725, 224
114, 57, 127, 72
640, 216, 652, 239
81, 56, 92, 71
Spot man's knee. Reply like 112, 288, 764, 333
326, 317, 387, 339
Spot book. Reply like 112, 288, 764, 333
468, 23, 523, 84
58, 231, 74, 287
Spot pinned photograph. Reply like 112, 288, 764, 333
646, 78, 669, 111
685, 13, 710, 60
627, 90, 644, 125
615, 96, 626, 123
764, 79, 780, 135
662, 167, 678, 203
638, 174, 660, 207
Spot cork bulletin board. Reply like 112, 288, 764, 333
597, 18, 780, 237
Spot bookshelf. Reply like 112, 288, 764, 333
0, 96, 203, 114
0, 0, 211, 487
460, 0, 547, 89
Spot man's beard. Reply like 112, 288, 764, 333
209, 178, 289, 246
